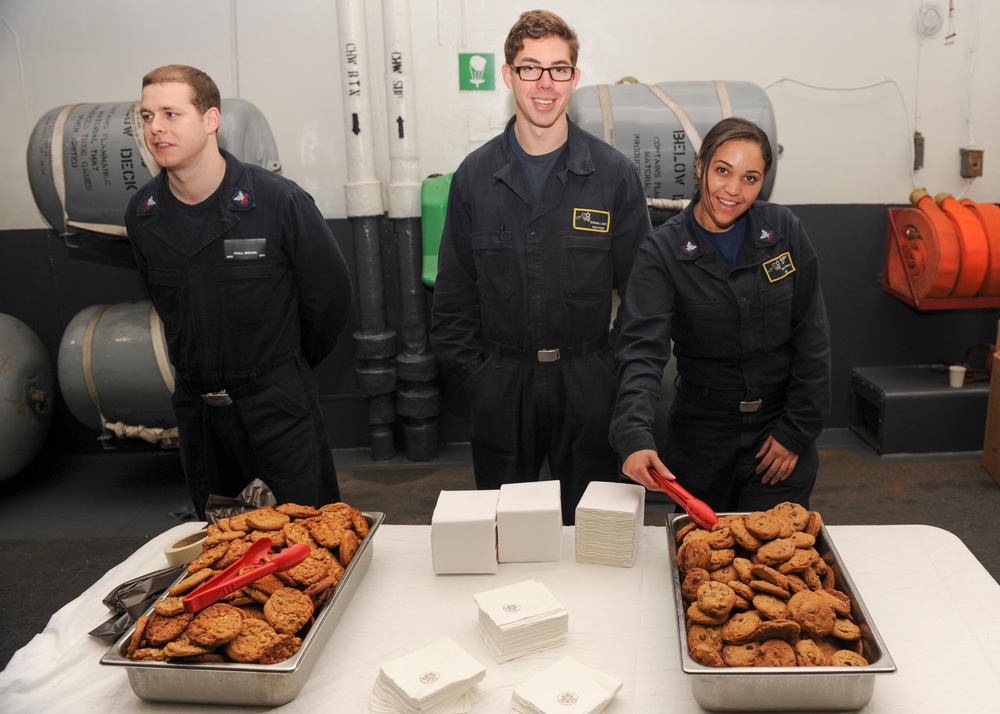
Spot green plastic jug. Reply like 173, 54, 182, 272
420, 173, 453, 288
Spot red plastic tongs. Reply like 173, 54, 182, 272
182, 538, 311, 613
647, 470, 718, 530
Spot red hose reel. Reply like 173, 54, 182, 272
884, 189, 1000, 309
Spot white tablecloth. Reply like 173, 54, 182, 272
1, 523, 998, 712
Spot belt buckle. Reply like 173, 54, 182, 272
537, 348, 560, 363
739, 399, 762, 413
202, 390, 234, 407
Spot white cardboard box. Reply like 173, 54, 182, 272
496, 481, 562, 563
431, 489, 499, 574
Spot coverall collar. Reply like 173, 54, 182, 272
676, 200, 787, 279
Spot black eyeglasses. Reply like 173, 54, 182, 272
509, 64, 576, 82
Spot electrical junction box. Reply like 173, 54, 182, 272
960, 148, 984, 178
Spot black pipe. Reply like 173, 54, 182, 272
392, 215, 440, 461
350, 214, 397, 461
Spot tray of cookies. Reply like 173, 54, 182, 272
666, 504, 895, 712
101, 504, 384, 706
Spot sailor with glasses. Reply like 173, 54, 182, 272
431, 10, 651, 525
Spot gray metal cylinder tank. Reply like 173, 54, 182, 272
26, 99, 280, 236
0, 315, 54, 480
57, 301, 176, 432
571, 81, 777, 201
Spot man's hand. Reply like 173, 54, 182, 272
755, 435, 799, 485
622, 449, 676, 491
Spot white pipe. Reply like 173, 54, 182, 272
382, 0, 422, 219
336, 0, 385, 218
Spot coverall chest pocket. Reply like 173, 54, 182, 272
216, 261, 279, 330
678, 297, 741, 357
471, 231, 515, 300
561, 231, 612, 300
147, 268, 183, 336
759, 281, 794, 349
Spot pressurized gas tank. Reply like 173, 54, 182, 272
57, 301, 176, 432
26, 99, 280, 236
0, 315, 54, 480
571, 80, 777, 202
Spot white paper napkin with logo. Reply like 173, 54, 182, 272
575, 481, 645, 568
370, 637, 486, 713
473, 579, 568, 663
511, 656, 623, 714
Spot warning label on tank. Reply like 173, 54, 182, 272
634, 130, 692, 200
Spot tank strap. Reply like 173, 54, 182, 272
597, 84, 616, 147
643, 84, 703, 152
50, 104, 79, 234
148, 304, 176, 394
714, 80, 734, 118
82, 304, 111, 423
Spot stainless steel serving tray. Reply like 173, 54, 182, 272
666, 512, 895, 712
101, 511, 384, 706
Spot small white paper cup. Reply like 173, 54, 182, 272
949, 364, 967, 388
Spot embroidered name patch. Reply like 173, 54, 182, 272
573, 208, 610, 233
224, 238, 267, 260
762, 252, 795, 282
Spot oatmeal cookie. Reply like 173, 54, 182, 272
225, 618, 281, 663
168, 567, 216, 596
305, 515, 348, 549
276, 502, 322, 519
264, 587, 314, 635
187, 540, 230, 574
154, 596, 186, 617
163, 633, 214, 659
259, 634, 303, 664
144, 611, 194, 646
186, 602, 245, 648
246, 506, 291, 531
339, 529, 360, 567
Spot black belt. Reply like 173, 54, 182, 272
484, 336, 607, 363
679, 381, 787, 414
195, 358, 300, 407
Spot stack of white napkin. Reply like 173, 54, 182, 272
370, 637, 486, 714
473, 579, 568, 663
574, 481, 645, 567
512, 656, 623, 714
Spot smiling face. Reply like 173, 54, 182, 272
139, 81, 220, 175
693, 139, 766, 232
501, 36, 580, 153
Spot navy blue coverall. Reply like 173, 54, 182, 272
610, 200, 831, 512
125, 150, 353, 517
430, 117, 651, 524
